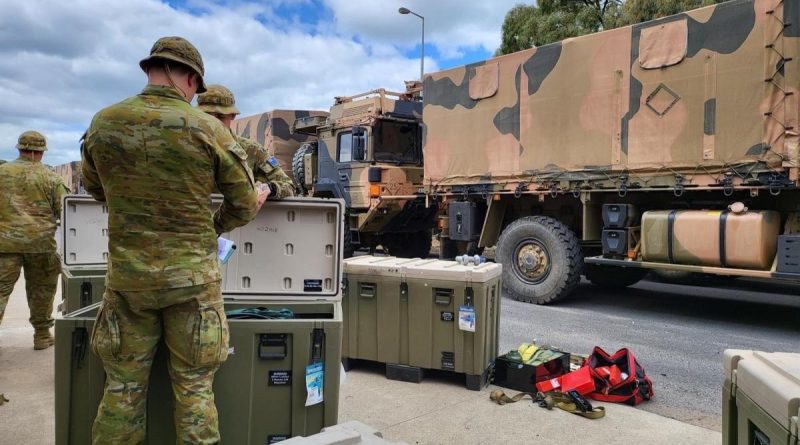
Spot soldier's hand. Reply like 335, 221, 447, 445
256, 183, 271, 208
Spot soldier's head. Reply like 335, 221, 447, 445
16, 130, 47, 162
197, 84, 239, 128
140, 36, 207, 100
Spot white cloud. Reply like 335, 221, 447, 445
322, 0, 519, 59
0, 0, 513, 165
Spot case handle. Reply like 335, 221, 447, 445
434, 288, 453, 305
359, 283, 376, 298
259, 334, 287, 360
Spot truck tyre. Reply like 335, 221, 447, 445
496, 216, 582, 305
383, 231, 432, 258
584, 265, 647, 288
291, 142, 316, 195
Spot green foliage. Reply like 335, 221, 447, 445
497, 0, 722, 55
623, 0, 719, 23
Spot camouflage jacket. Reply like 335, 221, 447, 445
82, 85, 258, 291
234, 134, 295, 199
0, 157, 68, 253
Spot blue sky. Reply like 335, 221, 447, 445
0, 0, 517, 164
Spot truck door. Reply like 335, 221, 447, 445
336, 127, 370, 210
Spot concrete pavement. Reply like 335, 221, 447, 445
0, 276, 720, 444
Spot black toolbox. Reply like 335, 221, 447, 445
492, 352, 571, 393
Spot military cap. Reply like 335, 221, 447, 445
16, 130, 47, 151
197, 84, 240, 115
139, 36, 207, 93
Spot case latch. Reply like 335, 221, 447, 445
311, 329, 324, 362
80, 282, 92, 308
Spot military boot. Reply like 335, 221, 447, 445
33, 329, 54, 350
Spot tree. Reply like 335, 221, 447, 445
623, 0, 719, 23
498, 0, 722, 55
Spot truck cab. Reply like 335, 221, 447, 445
293, 83, 437, 257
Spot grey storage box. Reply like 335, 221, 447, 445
55, 198, 346, 445
281, 421, 408, 445
59, 196, 108, 314
342, 256, 501, 390
723, 349, 800, 445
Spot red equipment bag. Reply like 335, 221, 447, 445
585, 347, 654, 406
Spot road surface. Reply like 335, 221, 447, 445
499, 276, 800, 430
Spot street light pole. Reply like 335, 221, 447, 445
399, 7, 424, 81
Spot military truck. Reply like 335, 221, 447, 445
232, 109, 329, 179
52, 161, 83, 194
292, 83, 437, 258
422, 0, 800, 304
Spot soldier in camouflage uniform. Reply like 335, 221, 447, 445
82, 37, 258, 444
0, 131, 69, 350
197, 84, 295, 201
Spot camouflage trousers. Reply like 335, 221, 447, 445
0, 252, 61, 329
91, 281, 229, 445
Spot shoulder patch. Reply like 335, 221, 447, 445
268, 156, 279, 167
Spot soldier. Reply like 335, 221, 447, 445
197, 84, 295, 201
82, 37, 258, 444
0, 131, 69, 349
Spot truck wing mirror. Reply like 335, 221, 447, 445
352, 126, 366, 161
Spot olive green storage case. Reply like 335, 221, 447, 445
55, 198, 346, 445
342, 256, 501, 390
59, 196, 108, 314
722, 349, 800, 445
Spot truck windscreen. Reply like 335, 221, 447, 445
374, 121, 420, 164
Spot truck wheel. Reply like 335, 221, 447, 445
291, 142, 316, 195
496, 216, 582, 304
584, 265, 647, 288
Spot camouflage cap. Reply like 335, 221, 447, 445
197, 84, 240, 115
139, 36, 207, 93
16, 130, 47, 151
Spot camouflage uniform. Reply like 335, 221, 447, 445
0, 131, 68, 349
197, 84, 295, 198
82, 37, 258, 444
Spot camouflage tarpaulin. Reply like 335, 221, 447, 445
53, 161, 83, 194
423, 0, 800, 188
232, 110, 328, 176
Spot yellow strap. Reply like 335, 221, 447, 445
489, 389, 537, 405
489, 389, 605, 419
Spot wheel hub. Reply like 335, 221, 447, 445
516, 242, 549, 282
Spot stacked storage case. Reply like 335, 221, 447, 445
55, 198, 345, 445
723, 349, 800, 445
342, 256, 501, 390
59, 196, 108, 314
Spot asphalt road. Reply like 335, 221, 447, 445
499, 276, 800, 431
